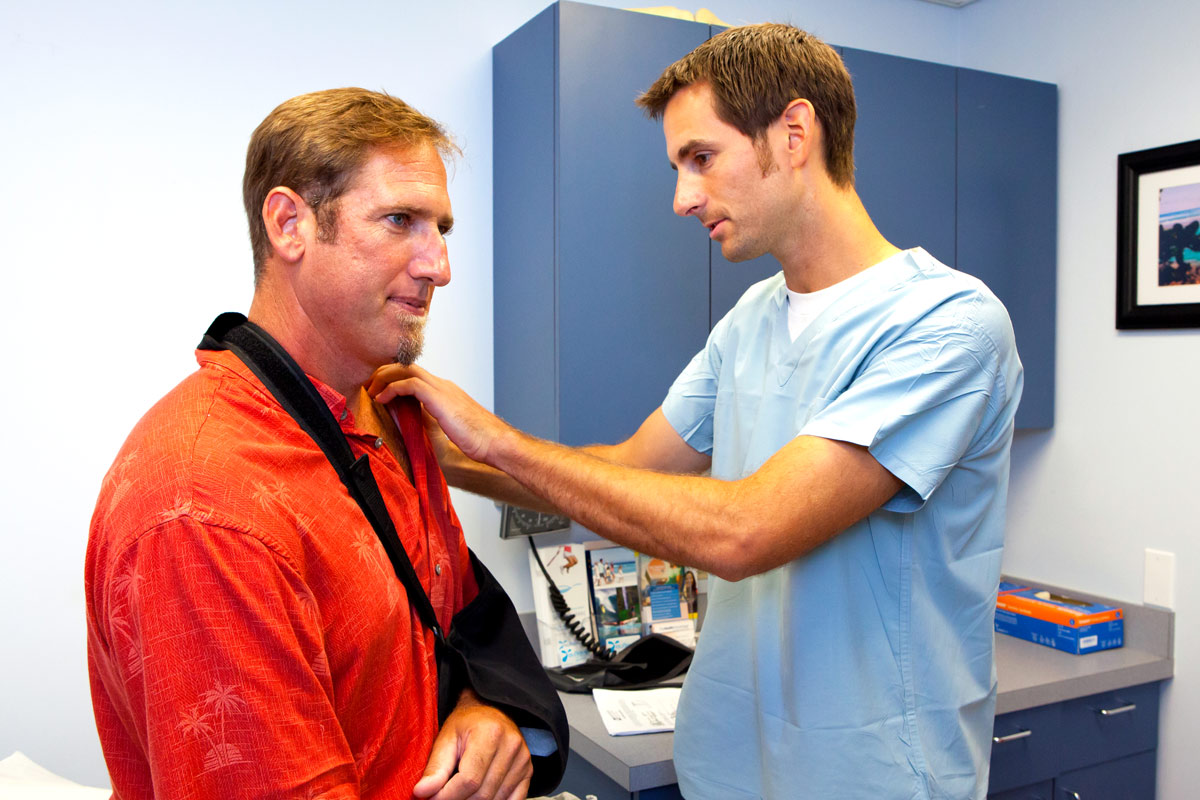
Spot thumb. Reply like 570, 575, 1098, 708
412, 732, 460, 798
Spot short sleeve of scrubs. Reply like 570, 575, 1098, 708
661, 314, 730, 457
802, 311, 1006, 512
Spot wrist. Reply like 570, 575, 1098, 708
455, 686, 483, 709
487, 423, 527, 472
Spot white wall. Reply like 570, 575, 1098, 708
3, 0, 1193, 795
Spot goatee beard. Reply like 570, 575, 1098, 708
393, 320, 426, 366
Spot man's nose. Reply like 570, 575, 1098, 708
410, 233, 451, 286
673, 173, 702, 218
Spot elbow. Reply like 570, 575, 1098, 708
711, 515, 828, 582
709, 522, 773, 582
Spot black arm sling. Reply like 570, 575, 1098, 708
199, 312, 568, 796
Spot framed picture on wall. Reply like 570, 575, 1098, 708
1117, 137, 1200, 329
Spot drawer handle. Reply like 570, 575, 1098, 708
992, 729, 1032, 744
1098, 703, 1137, 716
1062, 792, 1081, 799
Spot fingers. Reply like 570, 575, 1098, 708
465, 729, 530, 800
429, 734, 530, 800
421, 702, 533, 800
364, 363, 429, 402
501, 775, 532, 800
370, 378, 418, 405
411, 726, 461, 798
496, 744, 533, 800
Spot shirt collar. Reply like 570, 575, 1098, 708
195, 347, 352, 424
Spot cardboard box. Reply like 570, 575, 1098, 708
995, 581, 1124, 654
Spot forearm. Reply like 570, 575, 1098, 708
440, 446, 562, 514
441, 439, 650, 518
488, 429, 764, 579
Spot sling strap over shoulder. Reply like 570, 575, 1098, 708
199, 312, 569, 795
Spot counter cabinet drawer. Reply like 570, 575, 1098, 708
987, 779, 1053, 800
1057, 681, 1160, 773
1056, 749, 1156, 799
989, 703, 1062, 793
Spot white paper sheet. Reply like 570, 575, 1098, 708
592, 687, 681, 736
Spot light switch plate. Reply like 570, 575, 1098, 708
1144, 548, 1176, 609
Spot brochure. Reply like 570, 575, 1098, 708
637, 553, 688, 626
586, 545, 643, 655
528, 543, 594, 668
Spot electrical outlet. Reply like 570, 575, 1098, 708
1144, 549, 1176, 609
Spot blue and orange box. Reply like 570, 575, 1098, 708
995, 581, 1124, 654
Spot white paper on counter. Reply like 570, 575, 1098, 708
592, 687, 682, 736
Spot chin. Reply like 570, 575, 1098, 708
721, 236, 770, 263
393, 336, 425, 366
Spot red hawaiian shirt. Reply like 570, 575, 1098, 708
86, 348, 477, 799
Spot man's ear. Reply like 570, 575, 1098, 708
262, 186, 310, 264
781, 98, 817, 168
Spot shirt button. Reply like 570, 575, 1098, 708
374, 437, 384, 448
339, 409, 348, 422
434, 563, 442, 576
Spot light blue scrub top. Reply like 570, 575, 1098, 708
663, 249, 1023, 800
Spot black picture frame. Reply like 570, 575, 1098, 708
1117, 138, 1200, 329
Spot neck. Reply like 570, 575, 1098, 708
775, 181, 900, 294
247, 279, 369, 402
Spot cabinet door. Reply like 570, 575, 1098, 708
957, 69, 1058, 429
1055, 749, 1156, 799
843, 47, 956, 266
556, 2, 710, 446
989, 702, 1062, 794
494, 4, 558, 441
1057, 682, 1160, 773
988, 780, 1054, 800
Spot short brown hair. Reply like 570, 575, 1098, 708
636, 24, 856, 187
243, 87, 456, 282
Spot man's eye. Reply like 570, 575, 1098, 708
387, 213, 410, 226
695, 153, 712, 168
439, 225, 453, 237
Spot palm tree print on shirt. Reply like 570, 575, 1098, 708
177, 681, 250, 771
110, 564, 146, 679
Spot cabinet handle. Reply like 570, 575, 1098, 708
992, 729, 1032, 744
1062, 791, 1081, 799
1098, 703, 1137, 716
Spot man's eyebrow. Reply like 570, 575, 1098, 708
384, 204, 454, 231
673, 138, 713, 168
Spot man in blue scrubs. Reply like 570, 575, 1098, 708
371, 23, 1023, 800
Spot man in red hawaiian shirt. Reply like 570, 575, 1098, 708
85, 88, 532, 800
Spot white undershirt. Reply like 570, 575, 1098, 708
786, 257, 897, 341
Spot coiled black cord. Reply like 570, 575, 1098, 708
528, 537, 612, 661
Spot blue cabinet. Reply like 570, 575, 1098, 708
494, 2, 709, 447
988, 682, 1160, 799
958, 69, 1058, 429
495, 1, 1058, 450
988, 781, 1054, 800
843, 47, 957, 266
